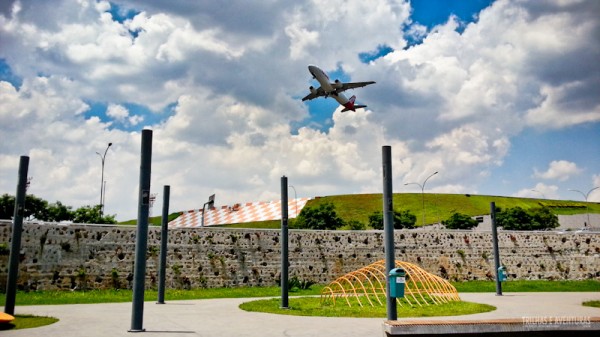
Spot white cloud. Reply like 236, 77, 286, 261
514, 183, 559, 199
533, 160, 582, 181
1, 0, 599, 220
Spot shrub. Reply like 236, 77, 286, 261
294, 202, 345, 230
496, 206, 559, 230
442, 212, 479, 230
369, 210, 416, 230
347, 220, 366, 230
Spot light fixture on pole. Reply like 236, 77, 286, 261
568, 187, 599, 228
404, 171, 438, 227
96, 142, 112, 216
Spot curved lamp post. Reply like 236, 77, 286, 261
405, 171, 438, 226
568, 187, 599, 228
96, 142, 112, 215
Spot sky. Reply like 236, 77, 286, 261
1, 0, 599, 221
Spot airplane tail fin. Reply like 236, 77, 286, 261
341, 95, 367, 112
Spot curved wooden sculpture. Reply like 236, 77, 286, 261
321, 260, 460, 307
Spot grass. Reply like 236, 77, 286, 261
0, 286, 323, 306
119, 212, 181, 226
2, 280, 597, 307
306, 193, 600, 227
239, 297, 496, 318
0, 315, 58, 331
452, 280, 600, 293
583, 300, 600, 308
215, 220, 281, 229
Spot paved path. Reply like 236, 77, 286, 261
3, 292, 600, 337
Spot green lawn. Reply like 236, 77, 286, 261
2, 280, 598, 306
0, 286, 322, 306
0, 315, 58, 331
452, 280, 600, 293
239, 297, 496, 318
583, 300, 600, 308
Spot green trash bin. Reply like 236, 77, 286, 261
498, 266, 507, 282
389, 268, 407, 298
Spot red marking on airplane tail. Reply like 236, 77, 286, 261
343, 96, 357, 112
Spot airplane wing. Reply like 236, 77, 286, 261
335, 81, 376, 92
301, 87, 326, 101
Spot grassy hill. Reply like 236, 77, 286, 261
300, 193, 598, 227
211, 193, 599, 229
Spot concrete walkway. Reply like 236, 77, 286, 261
3, 292, 600, 337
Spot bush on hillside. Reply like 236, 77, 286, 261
442, 212, 479, 230
294, 202, 345, 230
495, 206, 559, 230
368, 210, 416, 230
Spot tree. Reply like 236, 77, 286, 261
496, 206, 531, 230
0, 194, 14, 219
442, 212, 478, 230
530, 207, 559, 230
495, 206, 558, 230
394, 209, 416, 229
0, 194, 49, 220
368, 210, 416, 230
45, 201, 73, 222
294, 202, 344, 230
71, 205, 116, 224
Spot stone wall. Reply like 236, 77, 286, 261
0, 221, 598, 291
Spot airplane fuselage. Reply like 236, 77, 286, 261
303, 65, 374, 112
308, 65, 335, 94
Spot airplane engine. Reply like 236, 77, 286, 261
334, 79, 343, 89
309, 86, 317, 94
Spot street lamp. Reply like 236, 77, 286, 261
289, 185, 298, 218
96, 142, 112, 216
568, 187, 599, 228
405, 171, 438, 226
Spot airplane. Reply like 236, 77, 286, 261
301, 65, 375, 112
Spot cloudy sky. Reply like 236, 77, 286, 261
1, 0, 599, 221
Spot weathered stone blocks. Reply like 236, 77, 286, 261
0, 221, 598, 291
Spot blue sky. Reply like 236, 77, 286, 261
1, 0, 598, 220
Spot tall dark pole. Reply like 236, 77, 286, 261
96, 142, 112, 215
4, 156, 29, 315
130, 130, 152, 332
280, 176, 289, 309
382, 146, 396, 321
157, 185, 170, 304
491, 202, 502, 296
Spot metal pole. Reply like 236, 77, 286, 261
490, 202, 502, 296
96, 143, 112, 215
280, 176, 289, 309
130, 130, 152, 332
4, 156, 29, 315
569, 187, 599, 227
382, 146, 396, 320
157, 185, 170, 304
